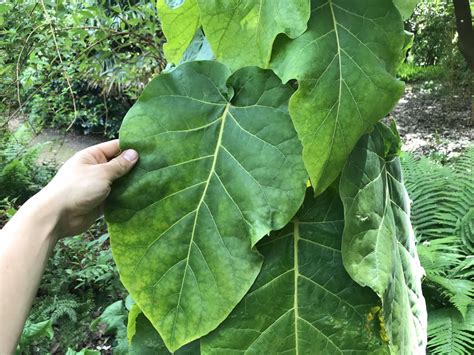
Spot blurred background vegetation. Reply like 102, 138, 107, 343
0, 0, 472, 353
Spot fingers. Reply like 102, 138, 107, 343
81, 140, 121, 163
103, 149, 139, 181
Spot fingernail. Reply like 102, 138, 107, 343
123, 149, 139, 162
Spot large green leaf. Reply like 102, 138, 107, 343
392, 0, 419, 20
158, 0, 311, 70
128, 304, 200, 354
105, 61, 308, 351
201, 189, 389, 354
270, 0, 405, 195
339, 123, 427, 353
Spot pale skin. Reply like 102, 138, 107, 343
0, 140, 139, 353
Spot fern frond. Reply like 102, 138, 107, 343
428, 275, 474, 319
417, 237, 465, 275
32, 295, 81, 324
401, 149, 474, 252
458, 209, 474, 254
401, 154, 457, 240
454, 256, 474, 279
428, 306, 474, 355
452, 148, 474, 254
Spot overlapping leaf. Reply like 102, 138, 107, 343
392, 0, 420, 20
340, 123, 427, 353
157, 0, 311, 70
128, 304, 200, 354
270, 0, 405, 195
157, 0, 201, 64
201, 189, 389, 354
105, 61, 308, 351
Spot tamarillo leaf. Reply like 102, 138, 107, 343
270, 0, 405, 195
128, 304, 200, 354
157, 0, 201, 64
158, 0, 311, 70
105, 61, 308, 351
339, 123, 428, 354
392, 0, 420, 20
201, 188, 390, 354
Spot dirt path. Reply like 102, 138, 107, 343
391, 83, 473, 159
29, 128, 107, 163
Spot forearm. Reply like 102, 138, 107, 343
0, 191, 60, 353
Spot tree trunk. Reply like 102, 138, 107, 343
452, 0, 474, 125
453, 0, 474, 70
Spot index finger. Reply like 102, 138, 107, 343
85, 139, 121, 161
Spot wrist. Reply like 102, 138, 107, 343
20, 189, 63, 245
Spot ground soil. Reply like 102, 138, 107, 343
29, 127, 106, 163
391, 82, 473, 159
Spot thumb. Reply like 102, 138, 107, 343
104, 149, 139, 181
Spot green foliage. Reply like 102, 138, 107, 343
340, 123, 426, 353
397, 62, 442, 82
405, 0, 472, 88
392, 0, 420, 20
127, 305, 200, 354
16, 319, 54, 354
401, 149, 473, 250
24, 224, 125, 352
91, 300, 129, 354
0, 127, 56, 203
65, 348, 100, 355
401, 149, 474, 355
202, 188, 389, 353
271, 0, 406, 195
1, 0, 165, 137
45, 230, 121, 294
0, 197, 18, 226
159, 0, 310, 70
106, 61, 308, 351
103, 0, 429, 353
428, 307, 474, 355
408, 1, 458, 67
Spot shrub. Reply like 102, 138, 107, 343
0, 0, 165, 138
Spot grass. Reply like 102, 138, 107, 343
397, 62, 443, 83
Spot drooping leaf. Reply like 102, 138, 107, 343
428, 306, 474, 355
201, 189, 389, 354
127, 303, 142, 344
181, 29, 215, 63
392, 0, 420, 20
340, 123, 427, 353
106, 61, 308, 351
158, 0, 311, 70
397, 30, 415, 69
270, 0, 405, 195
128, 305, 200, 354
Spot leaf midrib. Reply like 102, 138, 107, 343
170, 102, 232, 346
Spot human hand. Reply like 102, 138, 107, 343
37, 139, 138, 238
